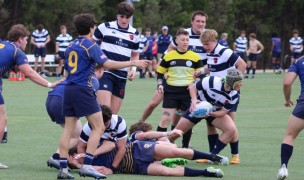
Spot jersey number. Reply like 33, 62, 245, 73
68, 51, 78, 74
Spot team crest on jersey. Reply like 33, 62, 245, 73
170, 61, 176, 66
129, 35, 134, 40
0, 44, 5, 49
186, 61, 192, 67
144, 143, 152, 149
213, 58, 218, 63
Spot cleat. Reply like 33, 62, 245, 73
206, 166, 224, 178
1, 131, 7, 143
213, 155, 229, 166
196, 159, 209, 164
47, 157, 60, 170
251, 76, 255, 79
277, 164, 288, 180
57, 169, 74, 179
162, 158, 188, 168
244, 75, 248, 79
0, 162, 8, 169
79, 166, 106, 179
229, 154, 240, 165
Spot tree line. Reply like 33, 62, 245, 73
1, 0, 304, 69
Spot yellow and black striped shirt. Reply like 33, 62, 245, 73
157, 50, 203, 86
117, 142, 134, 174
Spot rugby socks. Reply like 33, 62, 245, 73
230, 140, 239, 155
192, 150, 213, 160
211, 140, 227, 155
83, 153, 94, 165
52, 153, 60, 160
252, 68, 256, 75
59, 158, 68, 169
157, 126, 167, 132
281, 143, 293, 167
208, 134, 219, 152
182, 128, 192, 148
184, 167, 206, 176
273, 63, 276, 71
246, 67, 250, 75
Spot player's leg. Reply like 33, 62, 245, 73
140, 90, 163, 122
169, 116, 195, 143
41, 47, 46, 72
97, 73, 114, 108
109, 78, 126, 114
157, 108, 175, 132
57, 59, 64, 79
209, 115, 236, 155
206, 123, 219, 152
34, 56, 39, 72
245, 60, 252, 78
0, 104, 7, 141
147, 162, 223, 177
251, 60, 257, 78
228, 110, 240, 164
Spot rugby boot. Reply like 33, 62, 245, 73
162, 158, 188, 167
205, 166, 224, 178
79, 166, 106, 179
57, 169, 74, 179
277, 164, 288, 180
229, 154, 240, 164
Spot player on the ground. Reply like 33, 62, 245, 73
156, 28, 203, 148
170, 69, 243, 163
0, 24, 60, 169
194, 29, 246, 164
93, 2, 141, 114
277, 56, 304, 180
57, 13, 148, 179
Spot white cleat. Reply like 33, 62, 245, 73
277, 164, 288, 180
0, 162, 8, 169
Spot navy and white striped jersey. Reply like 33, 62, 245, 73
138, 34, 147, 53
80, 115, 128, 143
93, 21, 140, 79
171, 28, 207, 65
129, 131, 141, 142
55, 34, 73, 52
195, 76, 239, 111
234, 36, 248, 53
289, 37, 303, 53
207, 44, 240, 78
31, 29, 50, 46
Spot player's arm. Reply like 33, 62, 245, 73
128, 51, 140, 81
45, 35, 51, 45
30, 36, 36, 47
233, 42, 237, 52
235, 57, 247, 75
257, 41, 264, 53
94, 140, 116, 156
110, 138, 127, 173
135, 130, 183, 140
188, 83, 200, 112
77, 140, 87, 154
270, 41, 275, 53
283, 71, 297, 107
209, 108, 229, 118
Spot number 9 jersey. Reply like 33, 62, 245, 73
64, 37, 108, 88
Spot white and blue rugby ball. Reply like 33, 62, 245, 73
191, 101, 213, 118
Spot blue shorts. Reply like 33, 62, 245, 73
98, 73, 126, 99
34, 47, 46, 57
46, 95, 64, 124
92, 140, 116, 167
133, 141, 156, 175
291, 52, 302, 59
183, 108, 216, 126
292, 99, 304, 119
58, 51, 65, 60
272, 51, 281, 58
63, 84, 101, 117
248, 53, 258, 61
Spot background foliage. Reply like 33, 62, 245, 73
1, 0, 304, 68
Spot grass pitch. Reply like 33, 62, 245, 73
0, 72, 303, 180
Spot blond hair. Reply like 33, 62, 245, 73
200, 29, 218, 43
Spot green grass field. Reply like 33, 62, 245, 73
1, 72, 303, 180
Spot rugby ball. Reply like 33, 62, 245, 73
191, 101, 213, 118
91, 76, 100, 91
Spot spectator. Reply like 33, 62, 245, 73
270, 32, 282, 74
218, 32, 229, 47
157, 26, 172, 62
144, 27, 156, 78
289, 29, 303, 63
233, 30, 248, 60
30, 24, 50, 75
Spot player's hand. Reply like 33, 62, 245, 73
95, 166, 113, 175
128, 71, 136, 81
133, 60, 150, 69
73, 153, 85, 159
50, 78, 65, 88
193, 70, 201, 78
157, 84, 164, 94
284, 100, 293, 107
190, 99, 201, 112
168, 129, 183, 137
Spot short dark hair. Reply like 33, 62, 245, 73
129, 122, 153, 135
249, 33, 256, 39
37, 24, 44, 31
292, 29, 299, 34
73, 13, 97, 35
7, 24, 30, 42
191, 10, 208, 21
176, 28, 189, 37
101, 105, 112, 124
116, 2, 134, 18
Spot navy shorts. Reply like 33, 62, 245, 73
34, 47, 46, 57
236, 52, 246, 60
133, 141, 156, 175
272, 51, 281, 58
98, 73, 126, 99
248, 53, 258, 61
292, 99, 304, 119
63, 84, 101, 117
58, 51, 65, 60
183, 108, 216, 126
291, 52, 302, 59
0, 90, 4, 105
46, 95, 64, 124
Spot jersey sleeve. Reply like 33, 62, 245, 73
116, 118, 128, 140
89, 44, 109, 65
195, 79, 204, 91
92, 23, 104, 41
132, 33, 140, 52
15, 49, 28, 66
156, 54, 169, 74
224, 49, 239, 66
79, 123, 92, 143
